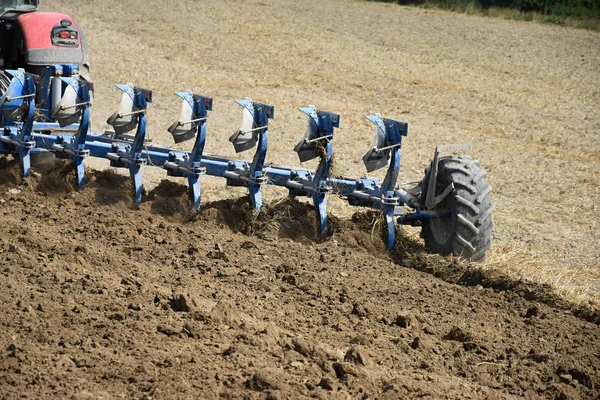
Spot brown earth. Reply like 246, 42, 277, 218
0, 0, 599, 398
0, 162, 599, 399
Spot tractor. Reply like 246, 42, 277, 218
0, 0, 89, 166
0, 0, 89, 77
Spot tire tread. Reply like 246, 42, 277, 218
421, 155, 494, 261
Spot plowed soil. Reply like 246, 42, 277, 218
0, 162, 599, 399
1, 0, 599, 398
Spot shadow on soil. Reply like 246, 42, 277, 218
33, 160, 135, 205
2, 158, 599, 325
201, 197, 320, 244
0, 157, 23, 186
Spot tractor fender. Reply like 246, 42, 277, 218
16, 12, 89, 67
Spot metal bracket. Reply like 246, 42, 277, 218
105, 83, 152, 205
424, 144, 471, 210
163, 90, 212, 212
290, 105, 340, 236
229, 98, 274, 211
431, 182, 454, 208
50, 76, 92, 189
348, 114, 407, 250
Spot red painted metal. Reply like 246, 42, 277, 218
17, 12, 80, 50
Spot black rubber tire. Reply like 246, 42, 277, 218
420, 155, 494, 262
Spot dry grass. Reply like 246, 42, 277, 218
482, 245, 600, 308
484, 7, 600, 30
396, 1, 600, 31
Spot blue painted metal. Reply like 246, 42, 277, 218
397, 210, 451, 224
0, 69, 37, 177
293, 106, 339, 236
163, 91, 212, 211
105, 84, 152, 205
227, 98, 274, 211
0, 71, 454, 251
73, 81, 91, 189
365, 114, 407, 250
49, 76, 92, 189
0, 70, 28, 123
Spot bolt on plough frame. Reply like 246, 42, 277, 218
0, 65, 494, 260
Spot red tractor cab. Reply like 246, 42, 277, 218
0, 0, 89, 79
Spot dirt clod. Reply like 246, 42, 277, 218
170, 292, 193, 312
247, 371, 282, 391
351, 303, 370, 318
525, 306, 540, 318
344, 346, 369, 366
282, 273, 297, 286
560, 374, 573, 384
410, 337, 421, 350
317, 377, 334, 391
443, 326, 475, 343
394, 311, 418, 329
157, 323, 181, 336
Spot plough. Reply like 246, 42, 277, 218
0, 66, 494, 260
0, 2, 494, 261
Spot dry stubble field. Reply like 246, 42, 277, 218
0, 0, 599, 398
